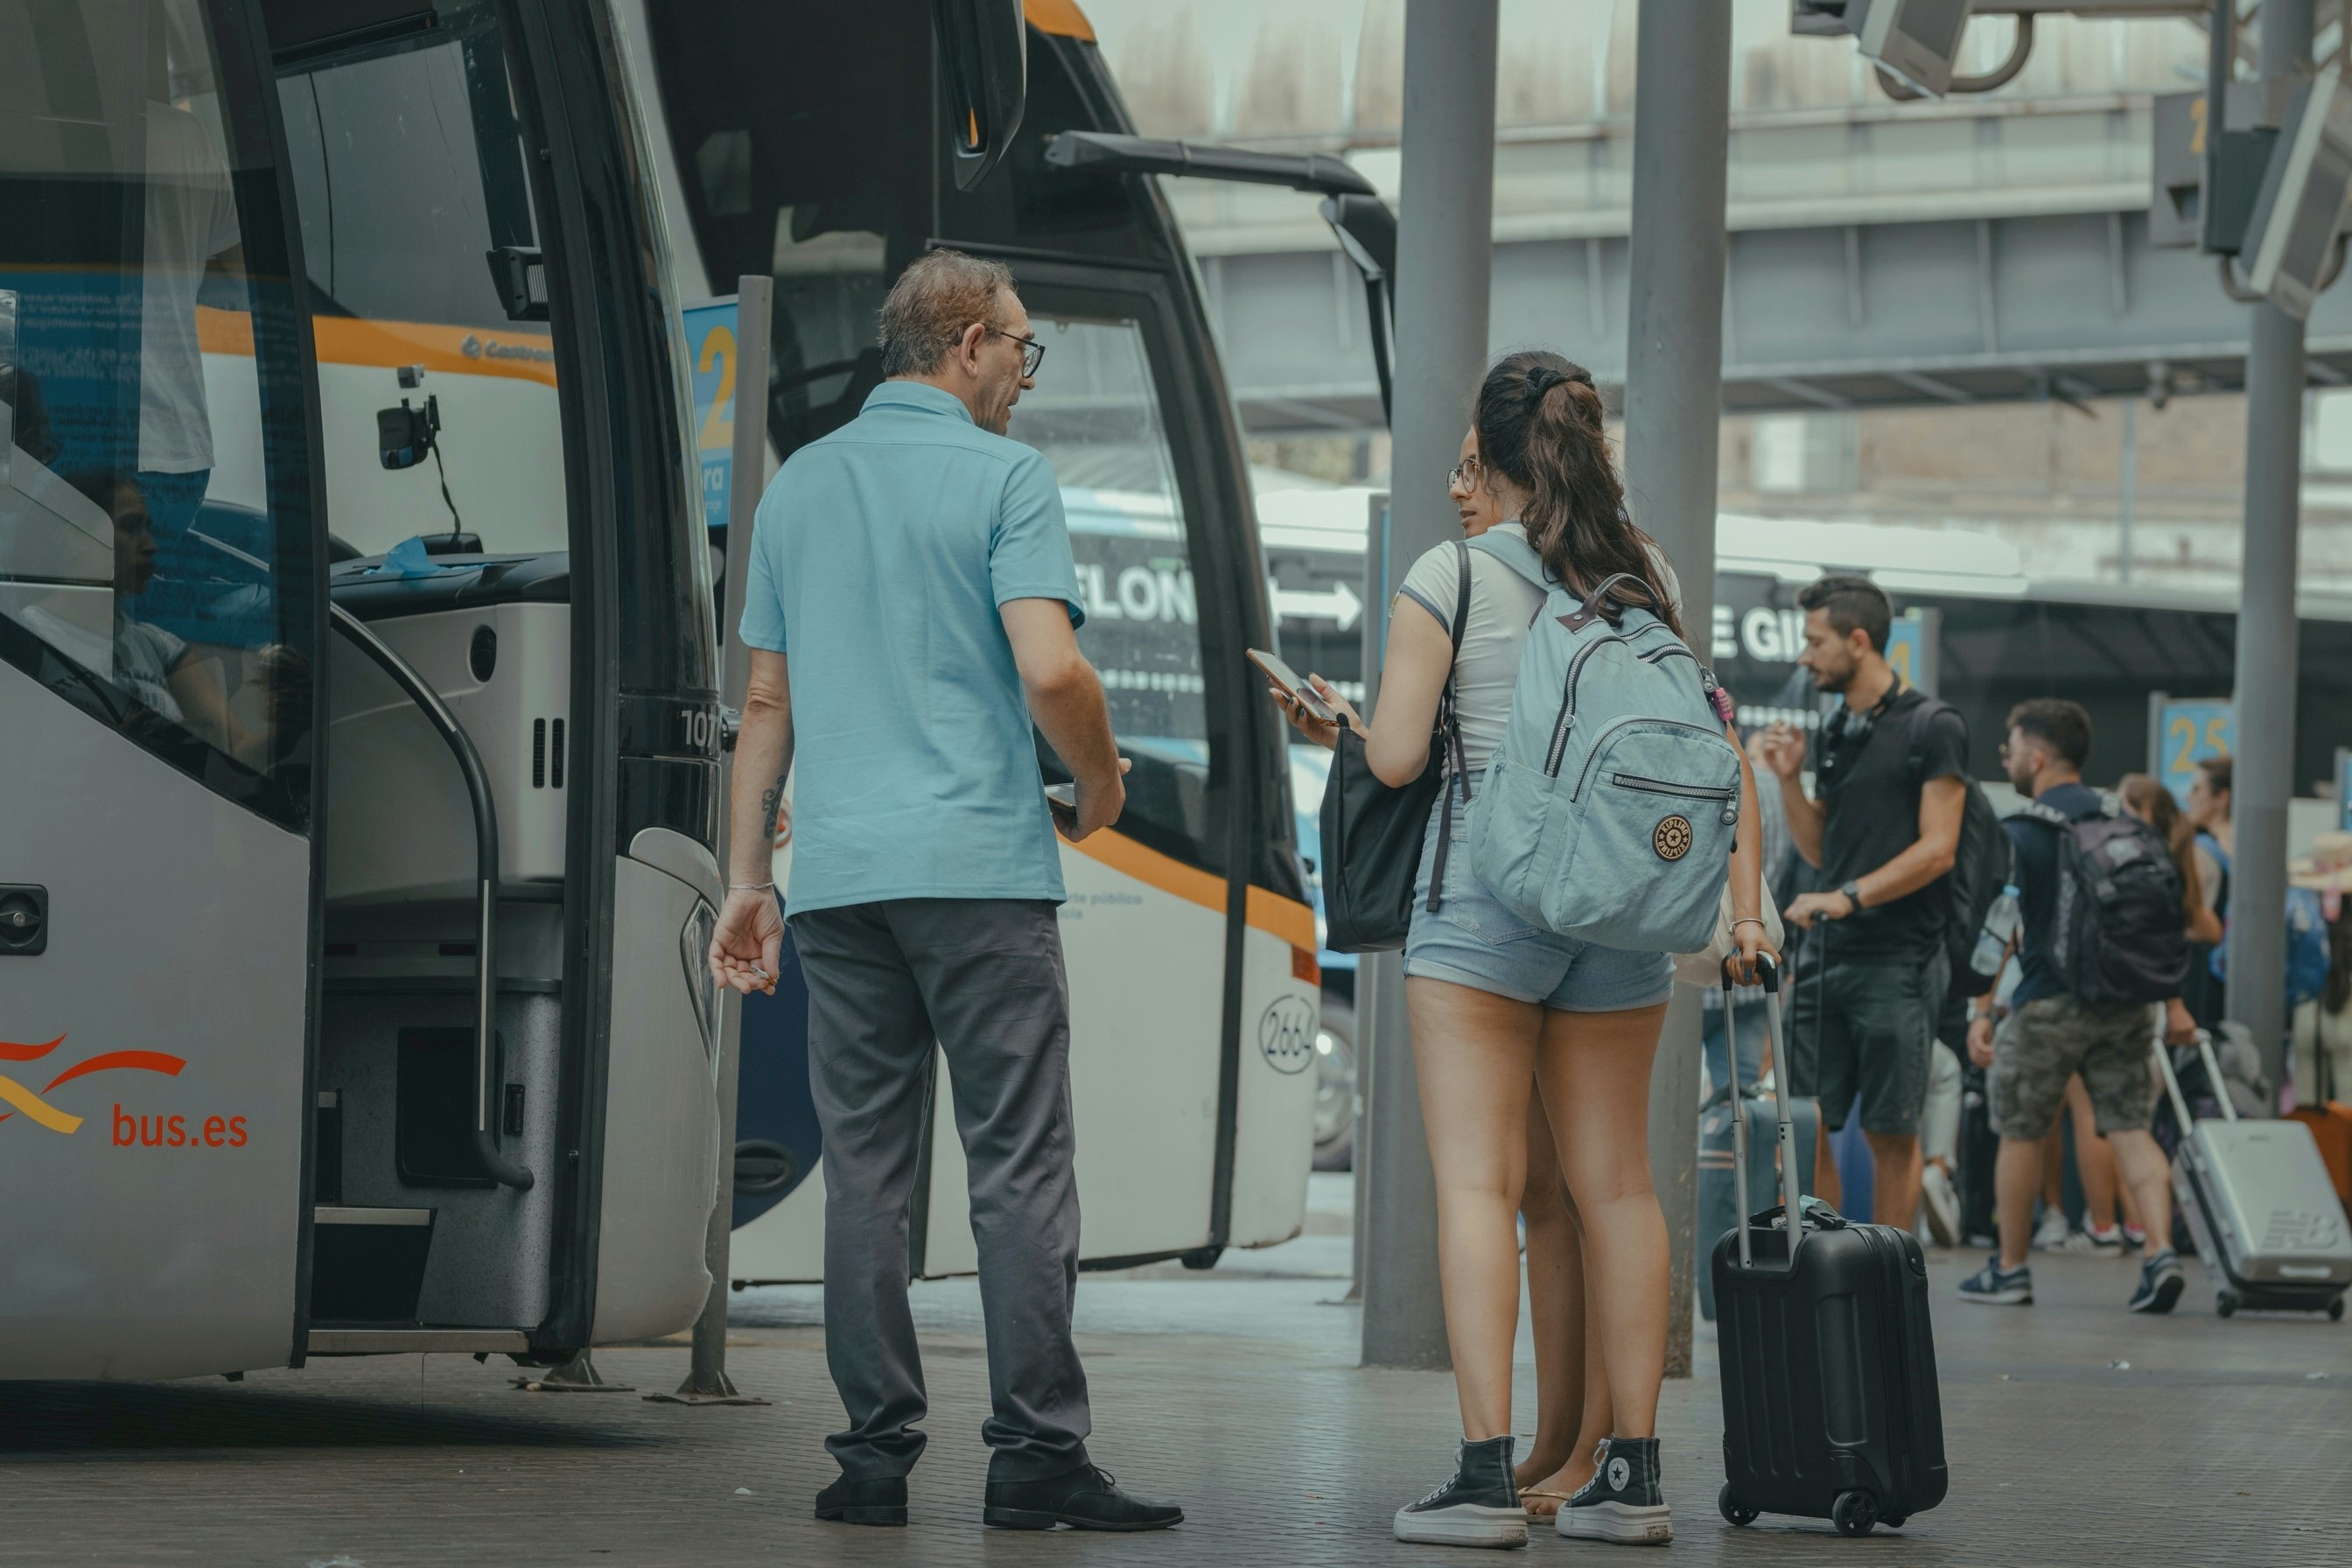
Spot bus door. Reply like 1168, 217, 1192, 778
914, 262, 1275, 1272
0, 0, 328, 1379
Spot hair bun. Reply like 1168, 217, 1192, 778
1523, 366, 1566, 409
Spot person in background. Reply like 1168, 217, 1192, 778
1958, 702, 2184, 1314
2182, 755, 2234, 1032
709, 250, 1179, 1535
1757, 575, 1967, 1234
2288, 833, 2352, 1109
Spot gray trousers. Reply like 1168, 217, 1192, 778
791, 898, 1092, 1482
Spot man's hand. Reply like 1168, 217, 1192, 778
1783, 888, 1856, 930
709, 886, 784, 997
1068, 758, 1132, 842
1758, 722, 1807, 781
1967, 1013, 1997, 1069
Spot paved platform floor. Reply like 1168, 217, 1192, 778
3, 1180, 2347, 1566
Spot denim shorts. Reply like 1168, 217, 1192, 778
1404, 791, 1674, 1012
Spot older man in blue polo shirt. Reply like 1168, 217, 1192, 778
710, 250, 1179, 1534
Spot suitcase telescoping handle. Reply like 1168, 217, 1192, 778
1722, 952, 1804, 1269
2150, 1028, 2237, 1130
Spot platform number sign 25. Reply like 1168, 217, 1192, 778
2152, 696, 2232, 808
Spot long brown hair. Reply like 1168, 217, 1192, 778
2118, 773, 2203, 928
1472, 350, 1681, 639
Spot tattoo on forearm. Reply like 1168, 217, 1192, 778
760, 775, 786, 839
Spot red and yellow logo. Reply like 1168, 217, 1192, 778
0, 1034, 186, 1136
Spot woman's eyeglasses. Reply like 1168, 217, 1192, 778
1447, 455, 1482, 491
988, 327, 1046, 377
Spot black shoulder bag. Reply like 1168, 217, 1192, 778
1319, 542, 1471, 952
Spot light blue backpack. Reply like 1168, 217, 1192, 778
1464, 530, 1741, 952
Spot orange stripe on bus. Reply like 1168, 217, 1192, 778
196, 307, 559, 387
1024, 0, 1096, 42
1060, 827, 1316, 951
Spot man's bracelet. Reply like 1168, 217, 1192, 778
727, 881, 775, 892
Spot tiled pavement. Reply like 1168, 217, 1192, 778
3, 1182, 2347, 1566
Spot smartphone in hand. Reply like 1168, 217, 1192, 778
1246, 647, 1337, 721
1045, 781, 1078, 836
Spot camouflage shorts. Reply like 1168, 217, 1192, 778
1987, 997, 2160, 1142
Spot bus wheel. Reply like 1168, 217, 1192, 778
1312, 998, 1357, 1172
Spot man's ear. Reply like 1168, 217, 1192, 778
957, 321, 987, 373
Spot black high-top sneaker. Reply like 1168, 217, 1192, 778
1557, 1436, 1670, 1544
1392, 1434, 1527, 1548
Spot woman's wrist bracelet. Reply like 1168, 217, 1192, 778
1730, 916, 1767, 933
727, 880, 774, 892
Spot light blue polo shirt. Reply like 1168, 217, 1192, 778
739, 380, 1085, 915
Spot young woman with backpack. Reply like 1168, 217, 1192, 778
1269, 351, 1774, 1548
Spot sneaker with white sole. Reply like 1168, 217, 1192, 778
1558, 1436, 1671, 1545
2030, 1208, 2072, 1252
1919, 1165, 1961, 1248
2122, 1223, 2148, 1251
1393, 1435, 1527, 1549
2127, 1249, 2186, 1314
1957, 1256, 2034, 1305
2058, 1224, 2125, 1256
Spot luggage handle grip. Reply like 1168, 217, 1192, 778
1720, 952, 1803, 1270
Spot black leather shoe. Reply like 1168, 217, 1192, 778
815, 1474, 907, 1527
984, 1464, 1182, 1532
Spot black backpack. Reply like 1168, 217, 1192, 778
2013, 798, 2193, 1007
1902, 701, 2010, 998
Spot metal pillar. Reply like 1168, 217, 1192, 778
2228, 0, 2313, 1096
650, 276, 774, 1407
1359, 0, 1498, 1372
1622, 0, 1733, 1380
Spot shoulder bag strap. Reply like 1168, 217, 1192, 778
1425, 542, 1473, 914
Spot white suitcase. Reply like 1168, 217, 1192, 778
2157, 1034, 2352, 1320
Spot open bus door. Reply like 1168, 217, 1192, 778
4, 0, 723, 1380
1, 0, 329, 1379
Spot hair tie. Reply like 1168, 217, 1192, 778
1523, 366, 1565, 409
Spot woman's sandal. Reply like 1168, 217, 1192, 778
1519, 1488, 1574, 1520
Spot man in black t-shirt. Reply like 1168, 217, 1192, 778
1759, 575, 1968, 1232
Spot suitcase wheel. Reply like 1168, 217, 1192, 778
1717, 1484, 1757, 1528
2330, 1295, 2345, 1322
2216, 1290, 2237, 1319
1831, 1489, 1880, 1537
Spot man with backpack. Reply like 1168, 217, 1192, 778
1957, 700, 2188, 1314
1759, 574, 1970, 1234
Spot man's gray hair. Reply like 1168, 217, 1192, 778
877, 249, 1018, 378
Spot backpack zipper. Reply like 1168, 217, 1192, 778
1611, 773, 1737, 802
1565, 713, 1736, 796
1541, 639, 1698, 775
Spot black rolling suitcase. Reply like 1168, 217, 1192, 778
1710, 955, 1950, 1537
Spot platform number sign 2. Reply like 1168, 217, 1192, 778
2150, 694, 2233, 808
682, 298, 739, 535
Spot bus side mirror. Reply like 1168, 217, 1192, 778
931, 0, 1026, 192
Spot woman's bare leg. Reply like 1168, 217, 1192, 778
1536, 1000, 1670, 1438
1407, 976, 1543, 1442
1517, 1088, 1613, 1514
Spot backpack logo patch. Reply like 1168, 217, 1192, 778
1652, 816, 1693, 862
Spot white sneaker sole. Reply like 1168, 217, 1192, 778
1557, 1501, 1672, 1544
1392, 1503, 1528, 1548
1958, 1285, 2032, 1306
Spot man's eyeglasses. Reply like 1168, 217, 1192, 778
988, 327, 1046, 377
1447, 455, 1482, 491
